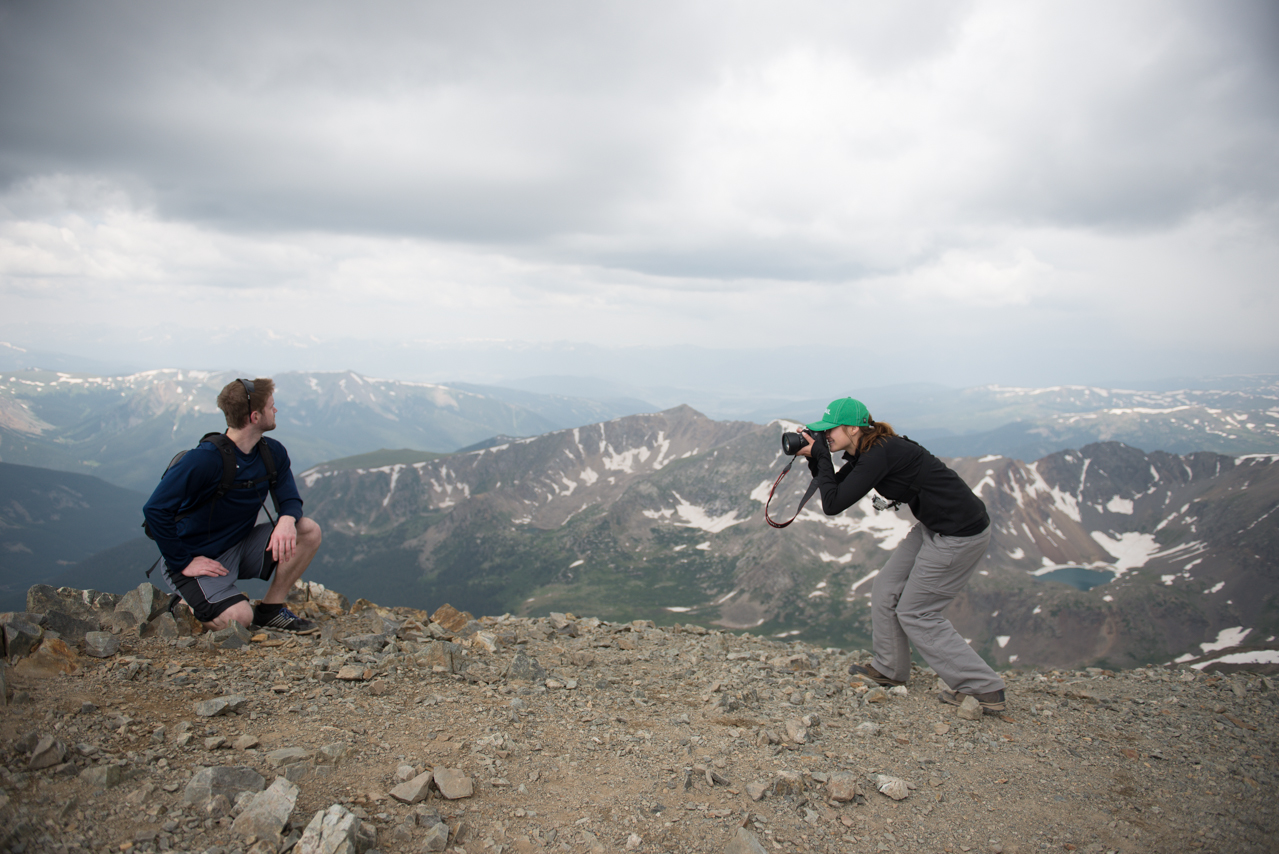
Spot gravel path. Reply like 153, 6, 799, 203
2, 602, 1276, 854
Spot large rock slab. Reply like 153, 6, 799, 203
183, 766, 265, 805
432, 767, 473, 800
232, 777, 299, 841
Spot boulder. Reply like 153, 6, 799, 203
114, 583, 168, 626
13, 638, 79, 677
207, 621, 253, 649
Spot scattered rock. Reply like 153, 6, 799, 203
430, 603, 474, 634
875, 774, 911, 800
827, 771, 862, 802
114, 583, 168, 626
3, 617, 44, 660
504, 652, 546, 683
335, 664, 370, 681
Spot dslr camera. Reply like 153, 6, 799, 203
781, 428, 826, 456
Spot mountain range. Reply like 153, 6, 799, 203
296, 405, 1278, 670
2, 365, 1276, 496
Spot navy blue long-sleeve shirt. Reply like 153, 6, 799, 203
807, 435, 988, 537
142, 436, 303, 573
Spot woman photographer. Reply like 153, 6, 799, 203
796, 397, 1006, 714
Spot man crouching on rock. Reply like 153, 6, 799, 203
143, 377, 322, 633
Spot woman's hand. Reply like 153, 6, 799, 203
796, 431, 827, 458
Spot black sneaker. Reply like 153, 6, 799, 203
848, 663, 906, 687
938, 687, 1006, 714
251, 605, 317, 634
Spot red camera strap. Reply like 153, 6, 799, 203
764, 459, 821, 528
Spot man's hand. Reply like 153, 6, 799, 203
182, 556, 229, 577
269, 515, 298, 564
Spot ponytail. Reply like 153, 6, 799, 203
858, 416, 897, 451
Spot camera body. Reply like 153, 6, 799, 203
781, 428, 825, 456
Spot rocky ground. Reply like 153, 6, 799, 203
1, 583, 1276, 854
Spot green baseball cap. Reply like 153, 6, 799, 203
807, 397, 870, 431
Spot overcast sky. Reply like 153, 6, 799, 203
1, 1, 1277, 390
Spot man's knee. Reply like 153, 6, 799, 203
297, 516, 322, 546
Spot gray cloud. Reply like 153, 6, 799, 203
0, 1, 1276, 386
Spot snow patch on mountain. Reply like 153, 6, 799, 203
1089, 531, 1159, 573
670, 491, 745, 533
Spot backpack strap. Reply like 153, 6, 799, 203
255, 438, 281, 517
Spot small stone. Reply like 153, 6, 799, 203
864, 686, 889, 703
339, 633, 391, 652
433, 767, 474, 799
785, 719, 807, 744
208, 621, 253, 649
204, 736, 227, 750
957, 695, 982, 721
745, 781, 768, 801
395, 764, 417, 782
318, 742, 350, 765
233, 735, 260, 750
827, 771, 862, 803
420, 641, 463, 674
194, 695, 249, 717
934, 722, 951, 735
335, 664, 370, 681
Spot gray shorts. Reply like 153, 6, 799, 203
162, 523, 277, 623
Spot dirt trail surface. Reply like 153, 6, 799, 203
2, 594, 1276, 854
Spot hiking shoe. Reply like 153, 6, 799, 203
938, 687, 1006, 715
848, 663, 906, 687
251, 605, 317, 634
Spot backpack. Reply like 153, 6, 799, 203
142, 432, 281, 577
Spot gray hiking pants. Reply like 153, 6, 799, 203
870, 523, 1005, 695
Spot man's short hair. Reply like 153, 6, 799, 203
217, 377, 275, 429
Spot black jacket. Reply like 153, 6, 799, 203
807, 435, 988, 537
